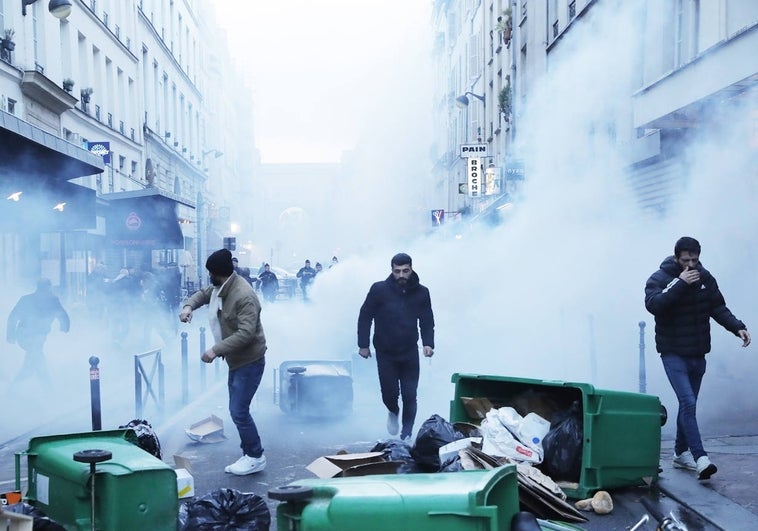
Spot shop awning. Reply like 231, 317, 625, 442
103, 189, 194, 249
0, 179, 96, 232
0, 110, 104, 179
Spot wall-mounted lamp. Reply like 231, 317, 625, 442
202, 149, 223, 158
23, 0, 72, 18
455, 91, 486, 108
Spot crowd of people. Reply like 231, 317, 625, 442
229, 255, 339, 302
86, 263, 183, 347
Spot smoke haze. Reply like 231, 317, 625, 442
3, 0, 756, 453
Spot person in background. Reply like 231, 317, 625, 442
233, 257, 259, 290
87, 262, 109, 322
329, 256, 339, 269
109, 266, 141, 345
180, 249, 268, 475
645, 236, 750, 481
6, 278, 70, 384
357, 252, 435, 441
296, 259, 316, 300
258, 263, 279, 303
315, 262, 323, 275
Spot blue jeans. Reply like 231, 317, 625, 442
228, 358, 265, 458
661, 354, 707, 459
376, 347, 420, 439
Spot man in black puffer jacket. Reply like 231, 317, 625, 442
645, 236, 750, 480
358, 253, 435, 441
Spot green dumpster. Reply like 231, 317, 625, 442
16, 429, 178, 530
269, 467, 519, 531
450, 373, 663, 499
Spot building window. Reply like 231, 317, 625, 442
107, 112, 113, 127
119, 120, 125, 134
7, 98, 16, 114
131, 160, 138, 177
118, 155, 125, 170
569, 1, 576, 20
553, 20, 559, 38
95, 105, 101, 120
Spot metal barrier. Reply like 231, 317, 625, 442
134, 349, 165, 419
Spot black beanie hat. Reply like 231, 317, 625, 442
206, 248, 234, 277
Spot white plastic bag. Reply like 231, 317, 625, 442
480, 409, 542, 463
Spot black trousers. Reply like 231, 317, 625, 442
376, 346, 420, 439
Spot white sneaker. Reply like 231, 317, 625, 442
696, 455, 717, 480
672, 450, 697, 471
387, 411, 399, 436
225, 454, 266, 475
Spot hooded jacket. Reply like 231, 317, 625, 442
645, 256, 745, 357
357, 271, 435, 353
183, 272, 267, 370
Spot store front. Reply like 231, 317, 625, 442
0, 110, 104, 291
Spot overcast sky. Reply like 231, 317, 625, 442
213, 0, 433, 164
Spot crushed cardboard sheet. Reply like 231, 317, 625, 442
306, 452, 404, 478
460, 447, 588, 524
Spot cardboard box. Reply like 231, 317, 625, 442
438, 437, 482, 463
185, 414, 227, 443
175, 468, 195, 499
460, 397, 496, 421
0, 508, 33, 531
306, 452, 391, 478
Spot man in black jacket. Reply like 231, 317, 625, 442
645, 236, 750, 480
7, 278, 70, 384
357, 253, 435, 440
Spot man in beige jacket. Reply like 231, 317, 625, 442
180, 248, 268, 475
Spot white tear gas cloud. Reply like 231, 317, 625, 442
268, 0, 758, 438
2, 0, 756, 452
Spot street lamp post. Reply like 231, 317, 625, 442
22, 0, 73, 18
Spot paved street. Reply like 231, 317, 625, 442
4, 354, 758, 530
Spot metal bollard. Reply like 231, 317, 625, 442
638, 321, 647, 393
181, 332, 189, 405
199, 326, 207, 390
89, 356, 102, 431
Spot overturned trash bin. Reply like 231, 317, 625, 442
268, 467, 519, 531
15, 429, 178, 531
275, 360, 353, 419
450, 373, 665, 499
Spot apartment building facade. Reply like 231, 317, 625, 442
0, 0, 256, 296
432, 0, 757, 224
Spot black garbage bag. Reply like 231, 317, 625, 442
371, 439, 422, 474
411, 414, 465, 472
119, 419, 162, 459
540, 400, 583, 481
3, 502, 66, 530
439, 454, 464, 472
178, 488, 270, 531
